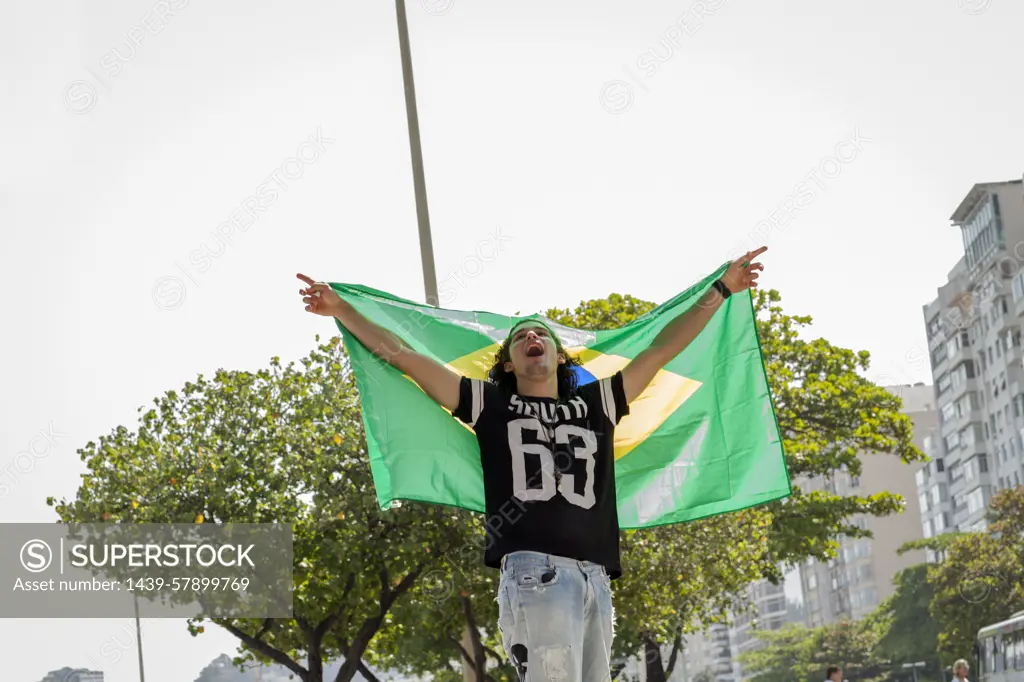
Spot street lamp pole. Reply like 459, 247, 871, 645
394, 0, 439, 305
134, 592, 146, 682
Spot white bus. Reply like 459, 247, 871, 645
978, 611, 1024, 682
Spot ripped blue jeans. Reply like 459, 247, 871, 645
497, 551, 615, 682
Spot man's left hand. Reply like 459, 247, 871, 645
722, 246, 767, 294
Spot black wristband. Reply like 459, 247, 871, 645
712, 279, 732, 299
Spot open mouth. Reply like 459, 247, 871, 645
525, 340, 545, 357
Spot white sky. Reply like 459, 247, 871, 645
2, 0, 1022, 679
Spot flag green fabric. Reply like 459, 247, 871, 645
331, 263, 790, 528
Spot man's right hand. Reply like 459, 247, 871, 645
298, 273, 345, 317
296, 271, 462, 411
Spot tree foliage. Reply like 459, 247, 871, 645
869, 564, 940, 670
740, 620, 887, 682
753, 289, 923, 574
923, 486, 1024, 662
47, 337, 489, 682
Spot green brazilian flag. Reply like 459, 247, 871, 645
330, 262, 790, 528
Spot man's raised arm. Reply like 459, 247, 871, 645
620, 247, 766, 404
298, 273, 462, 411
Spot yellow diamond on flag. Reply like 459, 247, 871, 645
444, 343, 501, 380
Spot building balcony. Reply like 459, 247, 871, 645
1004, 343, 1023, 367
948, 376, 980, 402
941, 411, 984, 438
991, 309, 1014, 336
947, 344, 974, 372
1014, 289, 1024, 320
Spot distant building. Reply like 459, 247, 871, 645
41, 669, 104, 682
799, 384, 933, 626
919, 178, 1024, 539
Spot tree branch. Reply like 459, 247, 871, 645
220, 621, 307, 681
448, 634, 475, 668
358, 661, 383, 682
664, 625, 684, 678
332, 564, 425, 682
315, 572, 356, 640
255, 618, 275, 641
462, 594, 487, 682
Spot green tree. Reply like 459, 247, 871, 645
810, 619, 888, 682
923, 486, 1024, 662
47, 337, 487, 682
738, 623, 817, 682
740, 620, 887, 682
546, 288, 923, 680
868, 563, 940, 675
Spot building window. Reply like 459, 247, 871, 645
1013, 273, 1024, 302
967, 488, 987, 515
945, 433, 961, 452
980, 453, 989, 472
916, 469, 925, 487
938, 372, 952, 394
936, 458, 945, 472
950, 462, 963, 481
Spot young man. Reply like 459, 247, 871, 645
297, 247, 765, 682
826, 666, 843, 682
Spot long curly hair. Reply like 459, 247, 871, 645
487, 328, 584, 399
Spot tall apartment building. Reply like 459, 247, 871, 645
920, 179, 1024, 537
799, 384, 933, 626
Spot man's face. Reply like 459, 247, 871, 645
830, 670, 842, 682
505, 324, 564, 379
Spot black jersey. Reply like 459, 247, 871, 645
452, 372, 630, 578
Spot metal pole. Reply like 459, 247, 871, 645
133, 593, 146, 682
394, 0, 439, 305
